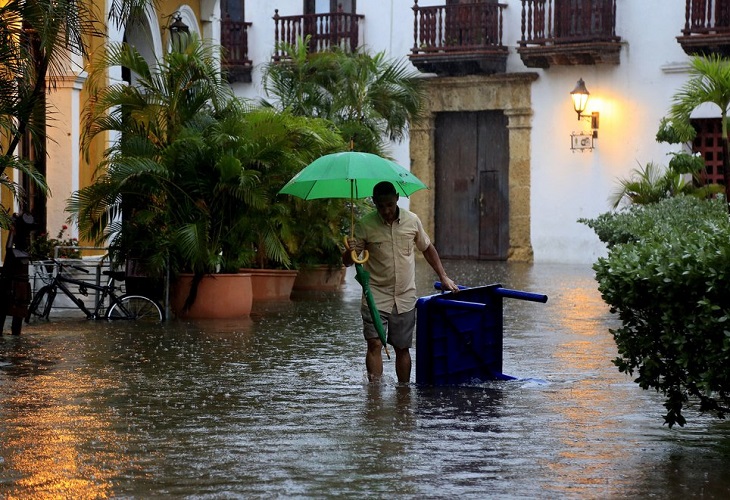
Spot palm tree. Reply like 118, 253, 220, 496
261, 40, 426, 268
669, 54, 730, 210
261, 38, 426, 156
69, 36, 343, 308
0, 0, 152, 222
608, 160, 721, 208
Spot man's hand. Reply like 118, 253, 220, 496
347, 236, 365, 255
439, 275, 459, 293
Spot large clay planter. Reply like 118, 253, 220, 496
292, 265, 346, 292
171, 273, 252, 319
240, 268, 298, 301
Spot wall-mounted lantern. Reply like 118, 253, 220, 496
169, 13, 190, 52
570, 78, 600, 152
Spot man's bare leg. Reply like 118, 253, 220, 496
366, 338, 384, 382
395, 347, 411, 384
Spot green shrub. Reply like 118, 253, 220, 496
581, 196, 730, 427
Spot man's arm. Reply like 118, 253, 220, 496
422, 244, 459, 292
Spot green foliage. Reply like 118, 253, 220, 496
261, 38, 425, 267
610, 115, 723, 209
70, 36, 344, 311
608, 160, 721, 209
262, 37, 426, 154
655, 117, 696, 145
581, 196, 730, 427
667, 54, 730, 207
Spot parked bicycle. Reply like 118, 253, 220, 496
26, 259, 164, 323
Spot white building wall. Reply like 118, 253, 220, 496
231, 0, 708, 264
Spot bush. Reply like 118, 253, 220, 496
581, 196, 730, 427
28, 225, 81, 260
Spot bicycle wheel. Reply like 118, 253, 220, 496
26, 285, 56, 322
107, 295, 164, 323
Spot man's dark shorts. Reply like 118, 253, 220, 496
361, 304, 415, 349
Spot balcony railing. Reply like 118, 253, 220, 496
677, 0, 730, 56
221, 17, 253, 83
272, 10, 364, 61
517, 0, 621, 67
409, 1, 508, 76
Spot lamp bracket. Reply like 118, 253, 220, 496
579, 111, 599, 130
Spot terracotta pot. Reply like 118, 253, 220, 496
240, 268, 298, 301
292, 265, 346, 292
171, 273, 252, 319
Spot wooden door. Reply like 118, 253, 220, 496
434, 111, 509, 260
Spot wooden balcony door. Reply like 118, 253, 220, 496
434, 111, 509, 260
554, 0, 615, 41
303, 0, 358, 51
444, 0, 499, 48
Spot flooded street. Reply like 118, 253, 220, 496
2, 261, 730, 498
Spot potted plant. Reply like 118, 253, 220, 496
286, 197, 358, 292
261, 41, 426, 291
237, 111, 344, 301
70, 36, 343, 318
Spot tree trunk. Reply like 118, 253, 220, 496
722, 137, 730, 213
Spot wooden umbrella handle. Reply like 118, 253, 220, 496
344, 236, 369, 264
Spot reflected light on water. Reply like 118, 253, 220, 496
2, 371, 119, 498
540, 278, 645, 495
2, 262, 730, 498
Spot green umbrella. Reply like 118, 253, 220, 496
279, 151, 428, 359
279, 151, 427, 259
278, 151, 428, 201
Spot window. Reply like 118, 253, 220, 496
691, 118, 725, 186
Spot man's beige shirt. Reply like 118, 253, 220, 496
354, 208, 431, 314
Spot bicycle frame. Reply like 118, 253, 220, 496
46, 268, 124, 319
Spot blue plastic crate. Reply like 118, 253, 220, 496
415, 283, 547, 385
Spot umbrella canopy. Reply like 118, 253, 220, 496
278, 151, 428, 200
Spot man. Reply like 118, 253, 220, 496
343, 181, 459, 383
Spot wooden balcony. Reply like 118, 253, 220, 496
517, 0, 621, 68
221, 17, 253, 83
677, 0, 730, 56
272, 10, 364, 61
409, 1, 508, 76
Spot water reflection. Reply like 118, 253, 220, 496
1, 261, 729, 498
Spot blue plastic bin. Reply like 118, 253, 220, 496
415, 283, 547, 385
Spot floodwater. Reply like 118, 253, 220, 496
1, 260, 730, 499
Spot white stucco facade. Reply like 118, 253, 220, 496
226, 1, 708, 265
3, 1, 709, 266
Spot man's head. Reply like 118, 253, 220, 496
373, 181, 399, 224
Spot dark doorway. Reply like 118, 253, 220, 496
434, 111, 509, 260
222, 0, 244, 21
304, 0, 355, 14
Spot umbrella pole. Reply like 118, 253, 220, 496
346, 182, 368, 264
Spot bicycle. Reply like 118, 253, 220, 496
26, 259, 164, 323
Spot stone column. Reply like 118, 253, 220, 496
504, 107, 534, 262
45, 72, 87, 238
